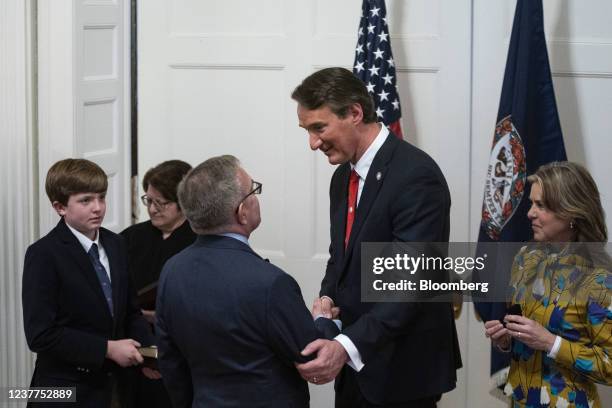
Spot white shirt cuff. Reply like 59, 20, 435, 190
334, 334, 364, 372
546, 335, 562, 359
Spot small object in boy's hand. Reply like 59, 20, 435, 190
138, 346, 158, 370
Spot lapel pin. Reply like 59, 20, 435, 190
376, 171, 382, 181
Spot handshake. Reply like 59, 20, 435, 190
311, 296, 340, 320
295, 297, 348, 386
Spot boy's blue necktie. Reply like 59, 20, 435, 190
88, 243, 114, 316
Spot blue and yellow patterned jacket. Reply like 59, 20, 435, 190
506, 244, 612, 408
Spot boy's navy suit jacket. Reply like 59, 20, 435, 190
22, 218, 153, 407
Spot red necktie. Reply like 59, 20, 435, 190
345, 170, 359, 248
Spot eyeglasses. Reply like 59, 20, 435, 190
140, 194, 172, 211
236, 180, 262, 212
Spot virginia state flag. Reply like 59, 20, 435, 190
475, 0, 567, 382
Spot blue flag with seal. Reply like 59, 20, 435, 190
474, 0, 567, 385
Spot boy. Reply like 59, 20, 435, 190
22, 158, 155, 407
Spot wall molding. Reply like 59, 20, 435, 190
311, 65, 440, 74
552, 71, 612, 79
0, 0, 37, 389
169, 63, 285, 71
169, 33, 286, 39
396, 66, 441, 74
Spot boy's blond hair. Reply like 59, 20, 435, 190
45, 158, 107, 205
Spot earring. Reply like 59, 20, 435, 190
569, 221, 575, 229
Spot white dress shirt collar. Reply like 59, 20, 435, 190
351, 124, 389, 180
350, 124, 389, 204
220, 232, 249, 246
66, 223, 111, 281
66, 223, 100, 253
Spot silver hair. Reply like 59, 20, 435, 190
177, 155, 243, 234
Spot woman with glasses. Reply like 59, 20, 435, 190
121, 160, 196, 408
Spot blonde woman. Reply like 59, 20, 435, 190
485, 161, 611, 407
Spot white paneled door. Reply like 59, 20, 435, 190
75, 0, 131, 232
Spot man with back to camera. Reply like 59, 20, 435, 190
155, 155, 339, 408
291, 67, 462, 407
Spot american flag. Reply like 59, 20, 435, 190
353, 0, 403, 138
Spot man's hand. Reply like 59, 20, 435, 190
142, 367, 162, 380
312, 297, 340, 319
295, 339, 347, 384
504, 314, 556, 352
106, 339, 143, 367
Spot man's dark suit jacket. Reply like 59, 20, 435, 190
322, 133, 462, 405
156, 235, 339, 408
22, 219, 153, 407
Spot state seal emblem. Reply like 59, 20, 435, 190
481, 115, 527, 240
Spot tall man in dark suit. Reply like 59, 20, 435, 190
291, 67, 462, 407
155, 155, 339, 408
22, 158, 155, 407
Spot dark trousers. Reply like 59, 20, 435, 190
126, 369, 172, 408
28, 369, 117, 408
335, 369, 439, 408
